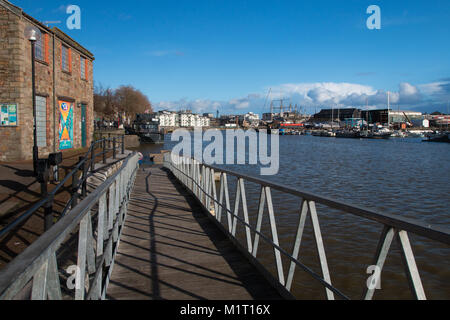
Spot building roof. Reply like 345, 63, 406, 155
368, 109, 422, 115
1, 0, 94, 60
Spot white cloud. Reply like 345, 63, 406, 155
154, 80, 449, 115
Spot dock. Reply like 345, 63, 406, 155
106, 166, 283, 300
0, 151, 447, 301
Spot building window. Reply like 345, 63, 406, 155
61, 45, 71, 72
80, 56, 86, 79
35, 95, 47, 147
35, 33, 48, 62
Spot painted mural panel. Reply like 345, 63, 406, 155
58, 100, 74, 150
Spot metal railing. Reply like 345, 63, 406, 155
164, 153, 450, 300
0, 135, 126, 239
0, 152, 139, 300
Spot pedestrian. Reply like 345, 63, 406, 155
138, 152, 145, 171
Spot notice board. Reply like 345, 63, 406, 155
0, 103, 18, 126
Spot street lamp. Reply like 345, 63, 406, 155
24, 26, 41, 176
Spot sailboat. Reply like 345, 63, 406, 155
361, 93, 393, 139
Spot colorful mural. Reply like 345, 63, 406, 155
58, 100, 74, 150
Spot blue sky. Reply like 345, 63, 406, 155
14, 0, 450, 114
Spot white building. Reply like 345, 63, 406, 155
157, 111, 178, 127
178, 112, 210, 128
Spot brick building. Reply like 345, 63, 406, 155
0, 0, 94, 161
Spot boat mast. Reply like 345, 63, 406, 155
366, 97, 369, 133
387, 91, 390, 128
331, 105, 333, 130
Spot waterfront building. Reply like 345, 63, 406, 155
262, 113, 274, 122
0, 0, 94, 161
360, 109, 423, 125
157, 111, 178, 127
314, 108, 362, 122
426, 114, 450, 127
203, 113, 214, 118
155, 111, 210, 128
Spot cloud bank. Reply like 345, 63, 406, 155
154, 80, 450, 115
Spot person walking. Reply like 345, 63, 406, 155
138, 152, 145, 171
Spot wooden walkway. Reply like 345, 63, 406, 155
106, 166, 283, 300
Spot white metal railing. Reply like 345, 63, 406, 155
0, 153, 140, 300
164, 153, 450, 300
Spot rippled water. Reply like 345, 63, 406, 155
133, 133, 450, 300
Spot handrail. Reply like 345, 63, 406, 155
0, 135, 126, 239
194, 164, 450, 245
164, 153, 450, 300
0, 152, 139, 300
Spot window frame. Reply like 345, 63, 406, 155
61, 44, 72, 73
35, 33, 49, 63
80, 55, 87, 80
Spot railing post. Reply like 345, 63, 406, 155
108, 133, 111, 149
121, 135, 125, 155
90, 143, 96, 173
113, 137, 116, 159
79, 156, 87, 198
102, 139, 107, 164
41, 180, 53, 231
71, 171, 79, 209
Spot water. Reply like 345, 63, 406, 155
134, 133, 450, 300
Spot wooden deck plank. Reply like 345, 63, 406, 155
106, 166, 283, 300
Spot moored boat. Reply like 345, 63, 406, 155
132, 114, 165, 144
423, 131, 450, 143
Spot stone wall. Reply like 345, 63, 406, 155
0, 6, 22, 160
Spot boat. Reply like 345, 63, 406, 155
131, 114, 165, 144
359, 127, 392, 139
391, 131, 408, 138
311, 130, 335, 137
359, 93, 393, 139
372, 127, 393, 139
408, 131, 425, 138
336, 129, 360, 139
311, 130, 323, 136
423, 131, 450, 143
322, 130, 336, 137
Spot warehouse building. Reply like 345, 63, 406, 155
0, 0, 94, 161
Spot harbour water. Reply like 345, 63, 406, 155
133, 133, 450, 299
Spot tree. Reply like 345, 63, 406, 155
93, 83, 152, 120
115, 85, 153, 117
94, 83, 117, 116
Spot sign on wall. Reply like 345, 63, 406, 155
58, 100, 74, 150
0, 103, 18, 126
